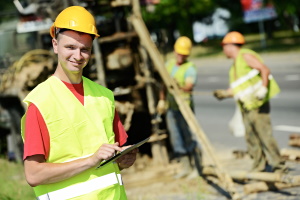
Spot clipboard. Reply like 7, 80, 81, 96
96, 137, 150, 169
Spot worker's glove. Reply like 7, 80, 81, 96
213, 89, 231, 101
156, 99, 166, 114
255, 86, 268, 100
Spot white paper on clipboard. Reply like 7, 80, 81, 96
96, 137, 149, 169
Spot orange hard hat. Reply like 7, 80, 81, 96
50, 6, 99, 38
174, 36, 192, 55
222, 31, 245, 45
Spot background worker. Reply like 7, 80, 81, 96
21, 6, 137, 199
213, 31, 287, 173
157, 36, 201, 179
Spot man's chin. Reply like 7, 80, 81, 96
70, 69, 82, 74
69, 65, 84, 72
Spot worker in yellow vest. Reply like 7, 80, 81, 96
214, 31, 287, 173
21, 6, 137, 199
157, 36, 201, 179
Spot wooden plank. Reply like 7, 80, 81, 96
244, 180, 300, 194
281, 148, 300, 162
128, 1, 240, 199
289, 134, 300, 147
202, 166, 297, 184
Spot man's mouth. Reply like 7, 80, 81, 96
69, 60, 84, 66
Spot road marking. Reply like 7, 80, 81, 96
274, 125, 300, 133
285, 74, 300, 81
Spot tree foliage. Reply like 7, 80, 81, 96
272, 0, 300, 15
141, 0, 300, 43
141, 0, 215, 40
0, 1, 17, 22
271, 0, 300, 30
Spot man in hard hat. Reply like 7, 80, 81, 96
21, 6, 137, 199
214, 31, 287, 173
157, 36, 201, 179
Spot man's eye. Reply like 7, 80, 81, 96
82, 49, 90, 53
66, 46, 75, 50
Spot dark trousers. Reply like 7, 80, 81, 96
241, 102, 285, 171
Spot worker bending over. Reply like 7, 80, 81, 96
214, 31, 287, 173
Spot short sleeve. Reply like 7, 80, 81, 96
23, 103, 50, 160
184, 65, 197, 85
113, 110, 128, 146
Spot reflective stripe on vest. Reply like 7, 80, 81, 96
230, 68, 259, 89
37, 172, 123, 200
229, 49, 280, 110
230, 69, 274, 100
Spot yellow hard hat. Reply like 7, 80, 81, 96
50, 6, 99, 38
222, 31, 245, 45
174, 36, 192, 56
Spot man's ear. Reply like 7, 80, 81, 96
52, 38, 58, 54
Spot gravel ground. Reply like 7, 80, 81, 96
122, 147, 300, 200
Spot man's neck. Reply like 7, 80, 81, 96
53, 66, 82, 84
176, 60, 187, 66
232, 47, 241, 60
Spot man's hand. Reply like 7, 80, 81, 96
90, 143, 122, 167
156, 99, 166, 114
213, 89, 232, 100
255, 86, 268, 100
116, 146, 138, 170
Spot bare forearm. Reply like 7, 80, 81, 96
24, 156, 95, 187
24, 143, 122, 187
260, 67, 270, 87
159, 83, 166, 100
180, 83, 194, 92
243, 53, 270, 87
159, 90, 165, 100
226, 88, 234, 97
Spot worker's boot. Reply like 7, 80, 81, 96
173, 155, 193, 179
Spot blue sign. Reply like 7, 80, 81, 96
243, 6, 277, 23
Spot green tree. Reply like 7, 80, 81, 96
271, 0, 300, 30
0, 1, 17, 23
141, 0, 300, 43
142, 0, 214, 43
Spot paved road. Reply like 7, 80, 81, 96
190, 51, 300, 199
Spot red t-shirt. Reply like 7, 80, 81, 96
23, 80, 128, 160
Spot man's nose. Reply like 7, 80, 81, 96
74, 49, 83, 60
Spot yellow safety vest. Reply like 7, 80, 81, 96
166, 59, 196, 110
21, 76, 127, 200
229, 49, 280, 110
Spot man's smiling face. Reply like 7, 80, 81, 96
52, 30, 93, 75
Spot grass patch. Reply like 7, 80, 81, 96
0, 159, 35, 200
244, 30, 300, 53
